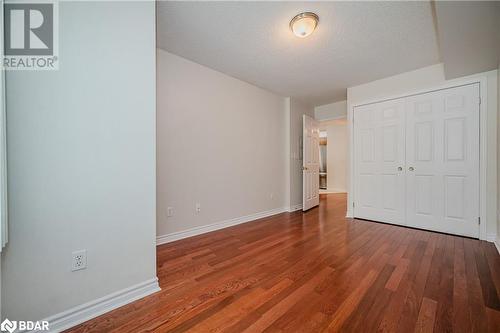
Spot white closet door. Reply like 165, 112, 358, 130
353, 99, 406, 225
405, 84, 480, 237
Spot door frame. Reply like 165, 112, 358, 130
347, 75, 491, 241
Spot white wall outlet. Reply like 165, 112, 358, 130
71, 249, 87, 271
270, 193, 274, 200
167, 207, 174, 217
195, 203, 201, 214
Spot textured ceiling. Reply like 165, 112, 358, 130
157, 1, 440, 106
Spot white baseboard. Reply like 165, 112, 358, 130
287, 204, 303, 212
486, 233, 497, 243
41, 278, 160, 332
157, 207, 288, 245
494, 236, 500, 256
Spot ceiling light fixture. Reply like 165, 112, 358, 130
290, 12, 319, 38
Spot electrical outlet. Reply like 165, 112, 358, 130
167, 207, 174, 217
270, 193, 274, 200
72, 249, 87, 271
195, 203, 201, 214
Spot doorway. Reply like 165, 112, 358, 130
318, 118, 348, 194
319, 131, 327, 190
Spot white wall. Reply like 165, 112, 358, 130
347, 64, 449, 104
288, 99, 315, 209
319, 119, 348, 193
347, 64, 498, 240
434, 1, 500, 79
157, 50, 288, 239
498, 62, 500, 246
0, 0, 3, 317
315, 100, 347, 121
2, 1, 157, 322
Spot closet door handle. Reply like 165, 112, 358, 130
409, 167, 415, 171
397, 166, 403, 171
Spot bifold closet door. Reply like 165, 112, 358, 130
405, 84, 480, 238
353, 99, 406, 225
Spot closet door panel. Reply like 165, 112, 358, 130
405, 84, 480, 237
353, 99, 406, 225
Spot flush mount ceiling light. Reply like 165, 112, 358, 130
290, 12, 319, 38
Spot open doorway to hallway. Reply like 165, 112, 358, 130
318, 118, 348, 195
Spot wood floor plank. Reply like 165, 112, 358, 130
472, 239, 500, 310
396, 239, 431, 332
339, 264, 395, 332
385, 258, 410, 291
452, 237, 472, 333
377, 233, 438, 333
241, 266, 333, 332
414, 297, 437, 333
64, 194, 500, 333
321, 269, 378, 332
464, 237, 489, 332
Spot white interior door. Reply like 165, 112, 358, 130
405, 84, 480, 237
303, 115, 319, 211
353, 99, 406, 225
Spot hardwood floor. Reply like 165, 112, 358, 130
66, 193, 500, 332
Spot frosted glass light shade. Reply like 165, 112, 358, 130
290, 12, 319, 38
